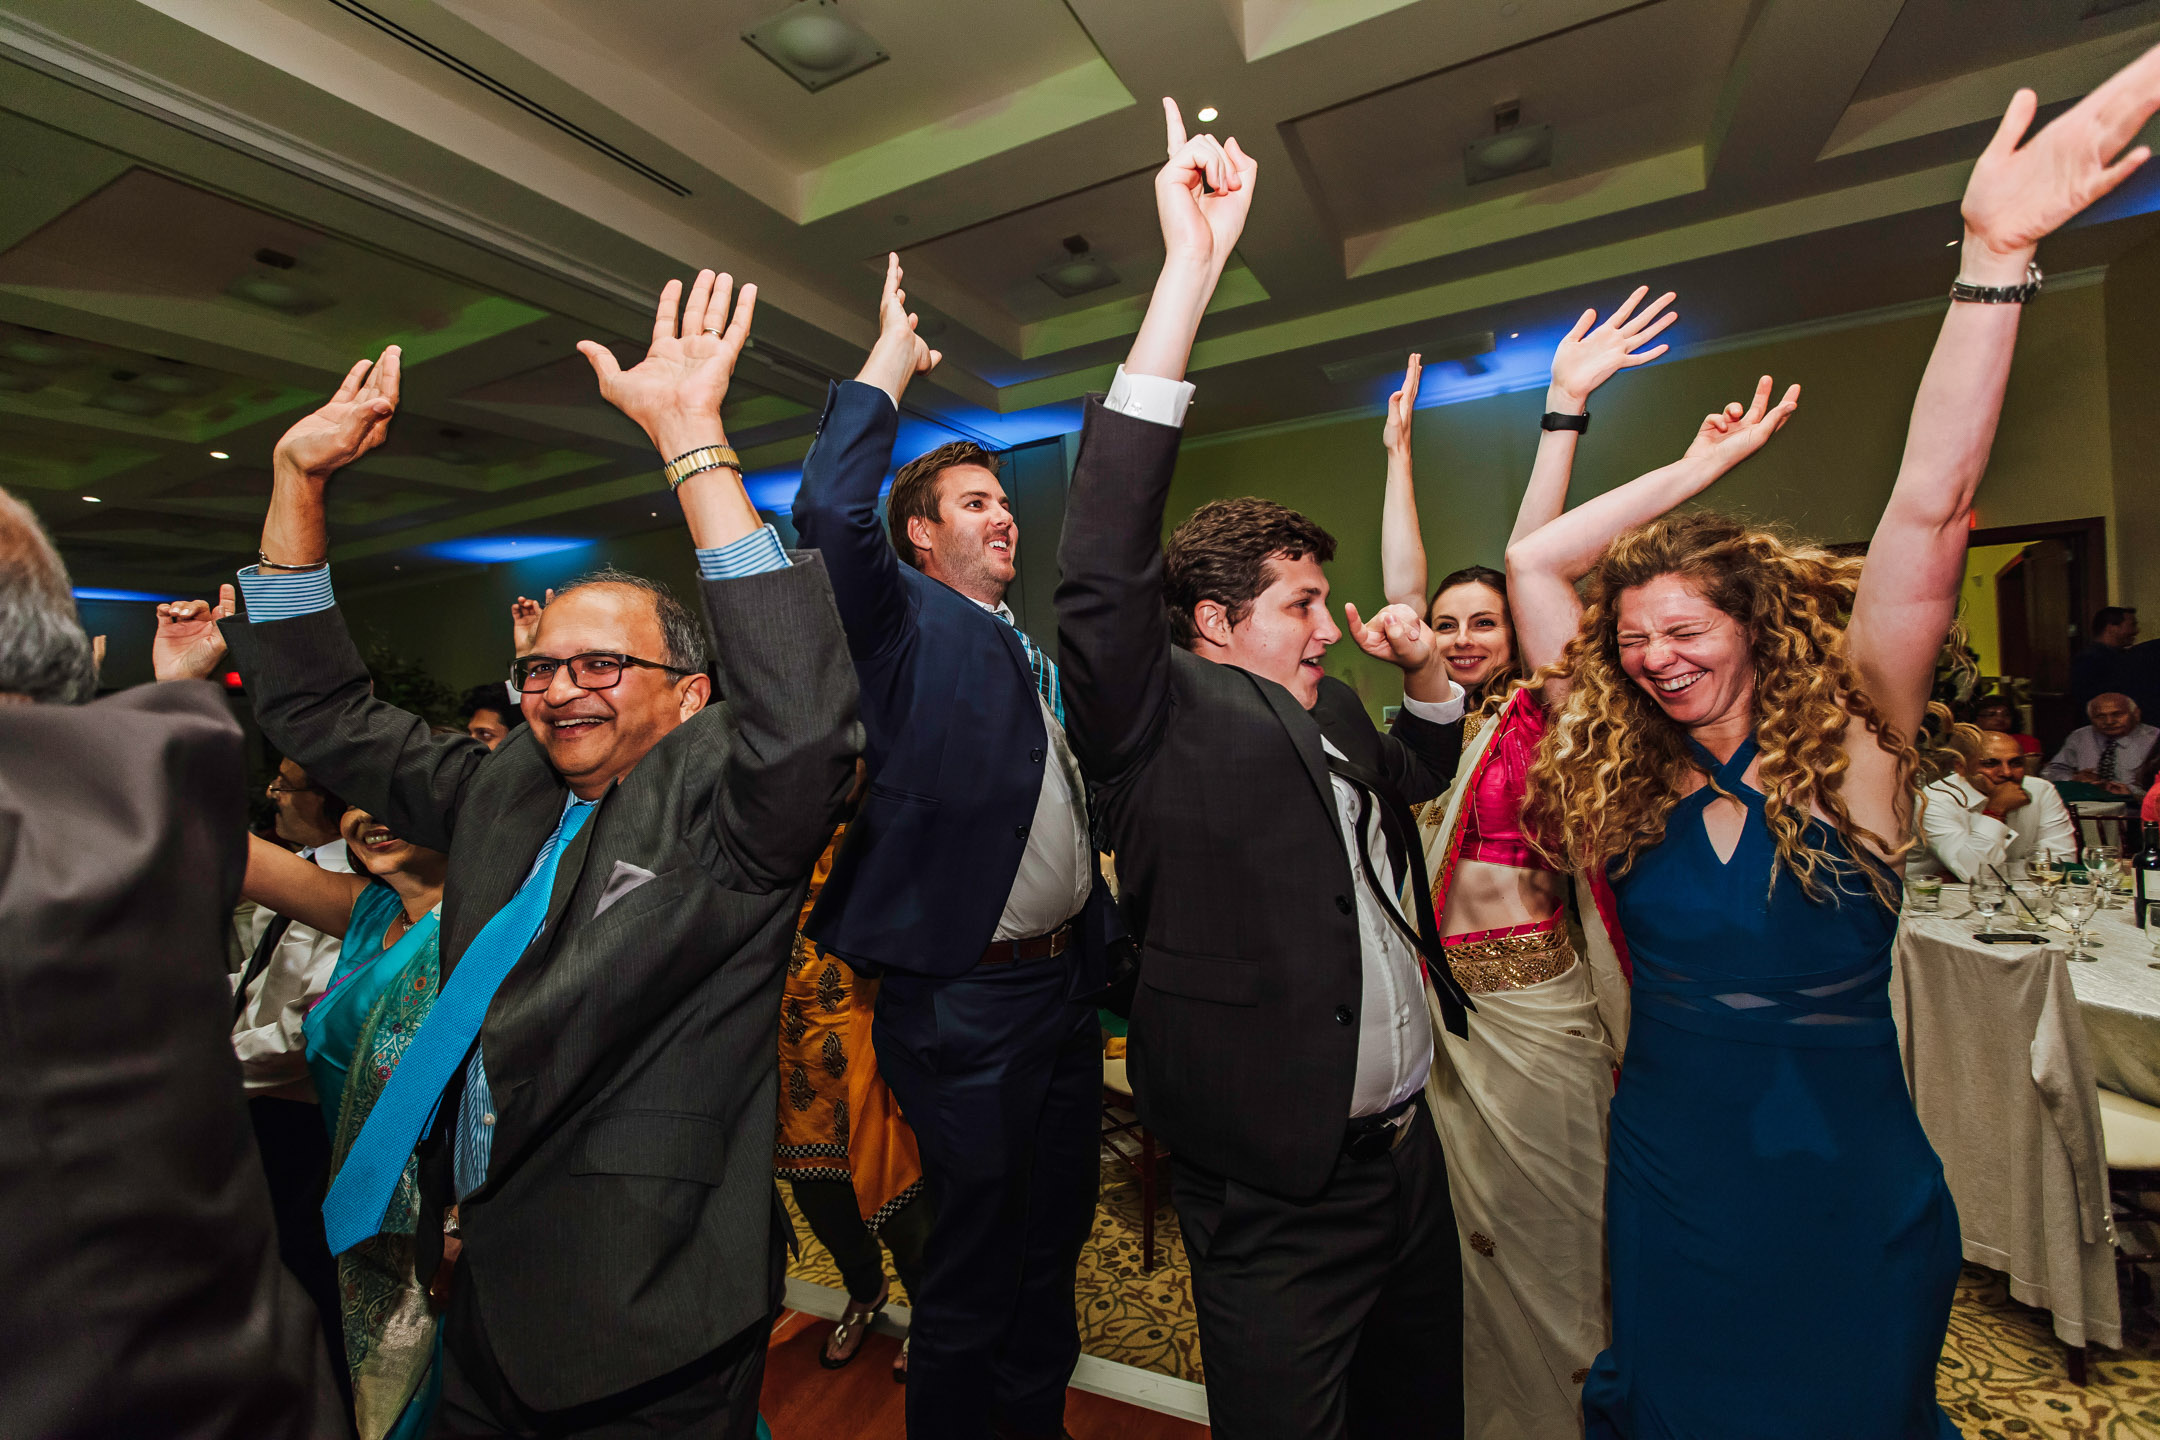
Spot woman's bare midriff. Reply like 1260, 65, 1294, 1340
1440, 857, 1567, 939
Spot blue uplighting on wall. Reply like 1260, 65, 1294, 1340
422, 537, 593, 564
73, 587, 178, 603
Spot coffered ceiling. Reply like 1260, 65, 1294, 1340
4, 0, 2160, 599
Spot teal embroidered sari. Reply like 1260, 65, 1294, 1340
304, 883, 443, 1440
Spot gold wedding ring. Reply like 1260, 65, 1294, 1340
701, 327, 722, 338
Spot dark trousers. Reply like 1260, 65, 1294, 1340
249, 1096, 353, 1428
1173, 1101, 1465, 1440
430, 1242, 781, 1440
787, 1177, 934, 1305
874, 957, 1101, 1440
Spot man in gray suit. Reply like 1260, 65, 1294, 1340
0, 486, 343, 1438
213, 270, 861, 1435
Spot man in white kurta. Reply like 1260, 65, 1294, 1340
1913, 730, 2076, 883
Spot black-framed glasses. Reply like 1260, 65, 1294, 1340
510, 651, 694, 694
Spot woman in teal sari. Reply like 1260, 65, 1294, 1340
245, 808, 447, 1440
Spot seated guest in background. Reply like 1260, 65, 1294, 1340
2042, 692, 2159, 798
1057, 102, 1472, 1439
775, 812, 932, 1382
458, 683, 518, 750
155, 582, 357, 1424
1972, 695, 2041, 757
222, 270, 860, 1436
1914, 725, 2076, 882
789, 253, 1121, 1440
0, 485, 342, 1437
2071, 605, 2138, 714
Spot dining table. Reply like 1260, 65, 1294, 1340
1897, 883, 2160, 1107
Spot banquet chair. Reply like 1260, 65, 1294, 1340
2100, 1087, 2160, 1362
1101, 1056, 1169, 1272
2078, 811, 2134, 860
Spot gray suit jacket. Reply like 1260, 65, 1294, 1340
0, 682, 342, 1438
223, 556, 860, 1408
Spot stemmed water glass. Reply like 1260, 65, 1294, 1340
1970, 874, 2007, 937
2059, 881, 2103, 961
2087, 845, 2122, 910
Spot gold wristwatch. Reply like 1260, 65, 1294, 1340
663, 445, 742, 489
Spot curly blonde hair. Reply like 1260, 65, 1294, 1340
1520, 511, 1920, 908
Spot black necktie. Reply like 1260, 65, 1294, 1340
234, 913, 294, 1022
1323, 748, 1475, 1038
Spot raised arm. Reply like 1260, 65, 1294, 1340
789, 255, 942, 662
1506, 376, 1800, 683
242, 832, 370, 938
1057, 99, 1255, 781
1379, 355, 1428, 610
1848, 53, 2160, 741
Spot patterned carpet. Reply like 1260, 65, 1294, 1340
785, 1150, 2160, 1436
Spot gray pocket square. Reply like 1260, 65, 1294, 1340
594, 860, 658, 918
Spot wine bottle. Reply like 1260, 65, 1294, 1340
2136, 821, 2160, 930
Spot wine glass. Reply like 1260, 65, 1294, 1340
2088, 846, 2122, 910
2030, 849, 2068, 886
2059, 882, 2103, 961
1970, 874, 2007, 937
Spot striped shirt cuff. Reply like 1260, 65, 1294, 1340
237, 564, 335, 620
695, 524, 791, 581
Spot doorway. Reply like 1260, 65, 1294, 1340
1963, 517, 2107, 752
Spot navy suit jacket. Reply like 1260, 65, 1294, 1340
793, 379, 1117, 980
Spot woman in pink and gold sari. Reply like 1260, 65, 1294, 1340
1377, 296, 1670, 1439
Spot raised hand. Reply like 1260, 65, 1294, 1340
273, 347, 401, 483
1961, 44, 2160, 266
152, 583, 236, 682
578, 269, 756, 460
1157, 98, 1257, 274
1383, 354, 1423, 457
1342, 600, 1438, 674
856, 253, 942, 405
1550, 287, 1677, 408
1682, 375, 1801, 476
511, 589, 553, 654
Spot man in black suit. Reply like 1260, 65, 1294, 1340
218, 272, 860, 1436
1055, 103, 1471, 1440
0, 486, 342, 1438
791, 255, 1120, 1440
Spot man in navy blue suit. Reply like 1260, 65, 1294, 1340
793, 254, 1117, 1440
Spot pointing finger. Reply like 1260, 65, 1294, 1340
1163, 97, 1187, 156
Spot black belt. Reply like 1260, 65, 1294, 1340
1342, 1092, 1420, 1162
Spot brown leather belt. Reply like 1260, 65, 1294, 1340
978, 921, 1074, 968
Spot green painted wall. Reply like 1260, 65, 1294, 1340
1166, 281, 2116, 715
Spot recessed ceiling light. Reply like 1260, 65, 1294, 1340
1510, 332, 1520, 339
209, 450, 230, 460
1465, 123, 1552, 185
743, 0, 888, 93
1946, 239, 1960, 247
1038, 234, 1120, 299
1196, 107, 1219, 123
82, 495, 101, 503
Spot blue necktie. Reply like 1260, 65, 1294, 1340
322, 799, 594, 1254
998, 611, 1064, 727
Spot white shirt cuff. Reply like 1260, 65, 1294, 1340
1103, 365, 1195, 429
1400, 682, 1466, 726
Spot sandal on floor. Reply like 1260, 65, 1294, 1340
819, 1282, 888, 1370
892, 1337, 909, 1384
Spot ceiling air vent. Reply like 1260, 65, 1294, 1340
744, 1, 889, 93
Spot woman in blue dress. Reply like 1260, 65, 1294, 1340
245, 806, 447, 1440
1504, 54, 2160, 1437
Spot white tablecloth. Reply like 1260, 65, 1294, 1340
1902, 890, 2160, 1108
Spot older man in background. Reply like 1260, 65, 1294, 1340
2043, 692, 2160, 800
0, 486, 341, 1438
1914, 728, 2077, 882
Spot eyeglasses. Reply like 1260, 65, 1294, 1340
510, 651, 695, 694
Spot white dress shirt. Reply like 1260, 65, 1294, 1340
1328, 689, 1465, 1117
973, 598, 1096, 941
231, 838, 351, 1102
1911, 773, 2078, 883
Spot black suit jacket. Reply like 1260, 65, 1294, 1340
793, 379, 1118, 980
223, 558, 859, 1409
1055, 399, 1463, 1199
0, 682, 341, 1439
